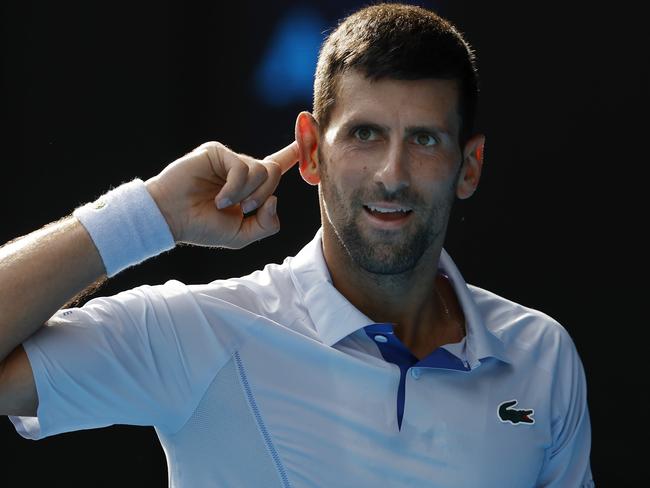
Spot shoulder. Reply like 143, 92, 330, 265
149, 256, 311, 333
189, 257, 299, 310
468, 284, 581, 373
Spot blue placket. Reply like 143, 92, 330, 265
364, 323, 470, 430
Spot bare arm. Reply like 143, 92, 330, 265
0, 140, 299, 417
0, 217, 106, 415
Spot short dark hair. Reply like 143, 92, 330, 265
313, 3, 479, 145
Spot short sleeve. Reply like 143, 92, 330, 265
9, 280, 235, 440
536, 328, 595, 487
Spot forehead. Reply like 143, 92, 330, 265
327, 70, 461, 136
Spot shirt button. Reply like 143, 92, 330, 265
374, 334, 388, 343
410, 368, 421, 379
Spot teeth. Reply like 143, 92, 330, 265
366, 205, 411, 213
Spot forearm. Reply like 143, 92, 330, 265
0, 138, 297, 365
0, 216, 106, 362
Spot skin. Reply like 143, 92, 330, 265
0, 140, 301, 416
0, 70, 483, 415
295, 70, 485, 358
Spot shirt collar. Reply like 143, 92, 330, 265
288, 228, 512, 368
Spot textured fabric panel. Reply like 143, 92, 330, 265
161, 356, 284, 488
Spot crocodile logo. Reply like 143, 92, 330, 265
498, 399, 535, 425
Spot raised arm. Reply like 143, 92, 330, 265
0, 140, 299, 416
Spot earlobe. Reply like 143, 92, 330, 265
295, 111, 321, 186
456, 134, 485, 200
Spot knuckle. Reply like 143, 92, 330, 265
197, 141, 221, 151
265, 161, 282, 179
238, 161, 250, 176
250, 163, 267, 183
230, 158, 248, 177
196, 141, 227, 167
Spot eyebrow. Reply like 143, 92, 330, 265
404, 125, 453, 141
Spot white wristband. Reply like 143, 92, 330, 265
73, 179, 176, 277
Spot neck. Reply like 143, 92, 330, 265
321, 225, 458, 346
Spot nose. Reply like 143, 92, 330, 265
373, 142, 410, 195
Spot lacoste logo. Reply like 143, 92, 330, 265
498, 399, 535, 425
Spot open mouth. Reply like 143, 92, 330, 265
363, 204, 413, 222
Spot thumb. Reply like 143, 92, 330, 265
238, 195, 280, 244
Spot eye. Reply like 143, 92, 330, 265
353, 126, 379, 142
413, 133, 438, 147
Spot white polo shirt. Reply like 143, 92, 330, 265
11, 229, 594, 487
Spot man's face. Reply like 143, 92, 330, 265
317, 70, 464, 275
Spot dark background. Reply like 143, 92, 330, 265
1, 0, 647, 486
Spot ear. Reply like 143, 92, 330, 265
295, 111, 321, 185
456, 133, 486, 200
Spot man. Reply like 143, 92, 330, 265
0, 3, 593, 487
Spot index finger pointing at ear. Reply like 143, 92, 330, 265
263, 141, 300, 175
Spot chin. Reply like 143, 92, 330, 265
342, 222, 431, 275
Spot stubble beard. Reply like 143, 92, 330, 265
319, 150, 456, 276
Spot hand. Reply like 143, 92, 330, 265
145, 141, 299, 249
